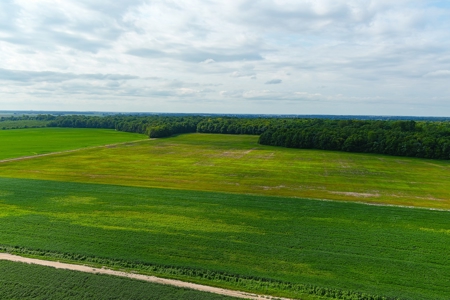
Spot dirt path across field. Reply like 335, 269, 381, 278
0, 253, 294, 300
0, 139, 152, 164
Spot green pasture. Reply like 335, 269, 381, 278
0, 128, 147, 160
0, 260, 235, 300
0, 177, 449, 299
1, 133, 449, 209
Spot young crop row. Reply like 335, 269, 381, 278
0, 245, 401, 300
0, 259, 234, 300
0, 177, 449, 299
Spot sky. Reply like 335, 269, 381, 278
1, 0, 450, 116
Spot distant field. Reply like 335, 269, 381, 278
0, 119, 50, 129
0, 128, 147, 160
1, 133, 449, 209
0, 260, 235, 300
0, 177, 449, 299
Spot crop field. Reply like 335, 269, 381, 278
0, 127, 147, 160
0, 177, 450, 299
1, 133, 450, 209
1, 130, 450, 299
0, 119, 50, 130
0, 260, 236, 300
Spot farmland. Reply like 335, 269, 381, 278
0, 119, 50, 130
0, 177, 450, 299
1, 129, 450, 299
0, 260, 236, 300
1, 133, 450, 209
0, 127, 146, 160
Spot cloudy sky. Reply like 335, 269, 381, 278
1, 0, 450, 116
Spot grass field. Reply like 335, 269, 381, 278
0, 127, 147, 160
2, 130, 450, 299
0, 260, 236, 300
1, 133, 449, 209
0, 177, 449, 299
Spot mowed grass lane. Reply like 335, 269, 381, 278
0, 128, 147, 160
1, 133, 450, 209
0, 178, 449, 299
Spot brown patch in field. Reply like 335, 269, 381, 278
415, 196, 446, 201
329, 191, 380, 198
220, 148, 255, 159
253, 152, 275, 160
88, 174, 110, 178
338, 160, 351, 169
387, 193, 444, 201
221, 181, 240, 186
257, 185, 286, 190
424, 162, 447, 168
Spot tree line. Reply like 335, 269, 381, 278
258, 119, 450, 159
47, 115, 201, 137
38, 115, 450, 159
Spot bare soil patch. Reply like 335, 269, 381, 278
329, 191, 380, 198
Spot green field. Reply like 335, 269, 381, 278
1, 130, 450, 299
1, 133, 449, 209
0, 128, 147, 160
0, 260, 235, 300
0, 177, 449, 299
0, 119, 50, 130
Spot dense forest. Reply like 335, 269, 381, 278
258, 119, 450, 160
5, 114, 450, 159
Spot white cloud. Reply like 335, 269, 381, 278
201, 59, 216, 64
424, 70, 450, 78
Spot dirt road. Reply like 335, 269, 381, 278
0, 253, 294, 300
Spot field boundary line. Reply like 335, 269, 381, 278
0, 253, 293, 300
0, 139, 153, 164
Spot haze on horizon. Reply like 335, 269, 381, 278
1, 0, 450, 116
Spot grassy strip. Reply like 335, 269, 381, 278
0, 127, 147, 160
0, 260, 236, 300
0, 246, 398, 300
1, 133, 450, 209
0, 178, 448, 299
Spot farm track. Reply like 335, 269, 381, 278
0, 253, 294, 300
0, 139, 152, 164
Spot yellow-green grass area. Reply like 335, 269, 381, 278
1, 133, 450, 209
0, 177, 449, 300
0, 260, 237, 300
0, 127, 147, 160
